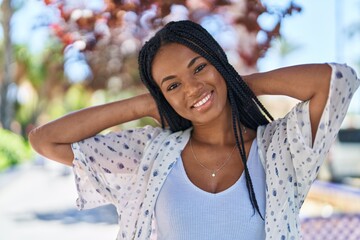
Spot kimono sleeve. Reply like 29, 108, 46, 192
259, 63, 359, 210
71, 125, 162, 210
288, 63, 359, 205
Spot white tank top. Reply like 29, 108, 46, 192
154, 140, 266, 240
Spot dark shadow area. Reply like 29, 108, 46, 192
27, 204, 118, 225
338, 129, 360, 143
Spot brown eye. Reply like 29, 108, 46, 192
167, 82, 180, 91
195, 63, 207, 74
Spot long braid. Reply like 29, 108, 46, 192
229, 91, 264, 220
138, 20, 273, 219
224, 60, 274, 122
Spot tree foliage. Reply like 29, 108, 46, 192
0, 0, 15, 130
0, 0, 301, 168
2, 0, 302, 137
44, 0, 301, 90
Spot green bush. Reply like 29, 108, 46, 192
0, 128, 33, 171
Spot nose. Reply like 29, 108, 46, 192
184, 76, 204, 97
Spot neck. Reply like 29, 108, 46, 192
191, 105, 238, 146
190, 103, 255, 146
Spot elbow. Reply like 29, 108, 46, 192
28, 127, 74, 166
28, 126, 53, 158
28, 127, 45, 156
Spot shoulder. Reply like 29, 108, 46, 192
327, 63, 359, 91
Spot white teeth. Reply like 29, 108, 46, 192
193, 93, 211, 108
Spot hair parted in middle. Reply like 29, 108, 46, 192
138, 20, 273, 219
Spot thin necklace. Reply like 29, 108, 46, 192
189, 138, 237, 178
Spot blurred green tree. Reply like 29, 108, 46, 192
0, 0, 15, 130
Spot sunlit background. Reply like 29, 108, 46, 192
1, 0, 360, 239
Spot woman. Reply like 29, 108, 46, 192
29, 20, 359, 239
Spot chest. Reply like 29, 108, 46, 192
154, 142, 266, 239
180, 139, 256, 194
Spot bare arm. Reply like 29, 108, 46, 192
29, 93, 158, 166
244, 64, 332, 142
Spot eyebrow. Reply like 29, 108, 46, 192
187, 56, 201, 68
160, 56, 202, 86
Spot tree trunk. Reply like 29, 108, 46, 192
0, 0, 16, 130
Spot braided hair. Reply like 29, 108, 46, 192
138, 20, 273, 219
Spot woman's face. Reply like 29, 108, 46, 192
151, 43, 230, 126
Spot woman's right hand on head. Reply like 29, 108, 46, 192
29, 93, 159, 166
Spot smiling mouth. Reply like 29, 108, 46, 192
192, 91, 213, 108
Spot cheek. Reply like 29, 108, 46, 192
214, 73, 226, 85
163, 95, 190, 118
207, 69, 225, 85
163, 94, 183, 111
170, 100, 185, 114
211, 72, 227, 93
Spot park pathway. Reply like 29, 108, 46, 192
0, 160, 118, 240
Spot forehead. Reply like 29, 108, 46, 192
151, 43, 200, 81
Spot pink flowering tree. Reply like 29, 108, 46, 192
44, 0, 301, 90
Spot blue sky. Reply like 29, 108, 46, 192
259, 0, 360, 70
259, 0, 360, 114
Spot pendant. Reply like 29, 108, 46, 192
211, 172, 216, 177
